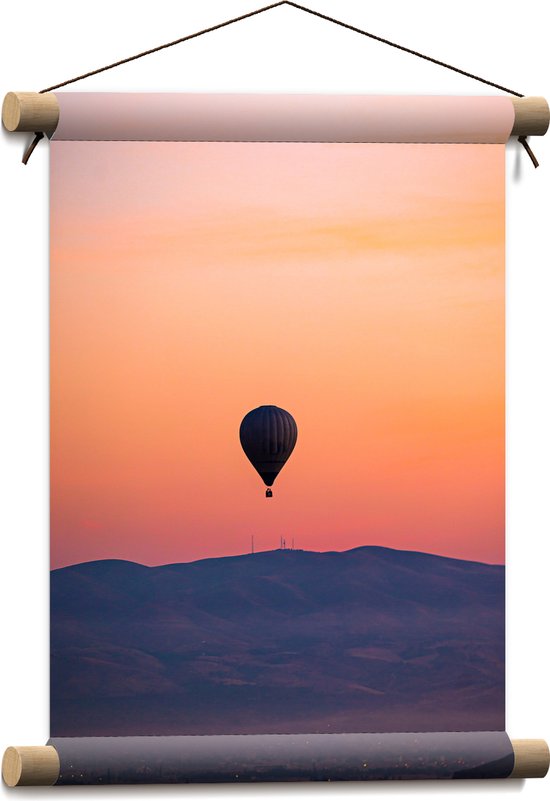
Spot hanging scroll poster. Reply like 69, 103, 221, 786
48, 94, 511, 783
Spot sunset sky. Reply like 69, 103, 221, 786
50, 141, 504, 568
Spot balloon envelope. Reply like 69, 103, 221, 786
239, 405, 297, 487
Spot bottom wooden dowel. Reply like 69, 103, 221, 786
509, 739, 550, 779
2, 746, 60, 787
2, 738, 549, 786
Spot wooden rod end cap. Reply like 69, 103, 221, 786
510, 739, 550, 779
511, 96, 550, 137
2, 746, 60, 787
2, 92, 23, 131
2, 92, 59, 134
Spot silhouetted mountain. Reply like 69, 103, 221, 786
51, 546, 504, 736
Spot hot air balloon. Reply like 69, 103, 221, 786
239, 405, 297, 498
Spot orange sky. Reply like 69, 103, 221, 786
50, 141, 504, 568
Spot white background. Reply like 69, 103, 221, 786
1, 0, 548, 797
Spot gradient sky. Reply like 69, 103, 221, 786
50, 141, 504, 568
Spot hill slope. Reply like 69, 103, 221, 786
51, 546, 504, 736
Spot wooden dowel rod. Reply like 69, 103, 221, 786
2, 738, 549, 785
2, 91, 550, 139
2, 93, 59, 135
2, 746, 60, 787
509, 738, 550, 779
511, 96, 550, 136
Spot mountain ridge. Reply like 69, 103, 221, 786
52, 543, 504, 574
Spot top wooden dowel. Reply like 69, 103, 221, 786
2, 92, 60, 135
2, 91, 549, 138
511, 96, 550, 136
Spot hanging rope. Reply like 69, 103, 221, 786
26, 0, 537, 164
38, 2, 287, 94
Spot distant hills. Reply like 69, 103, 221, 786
51, 546, 504, 736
